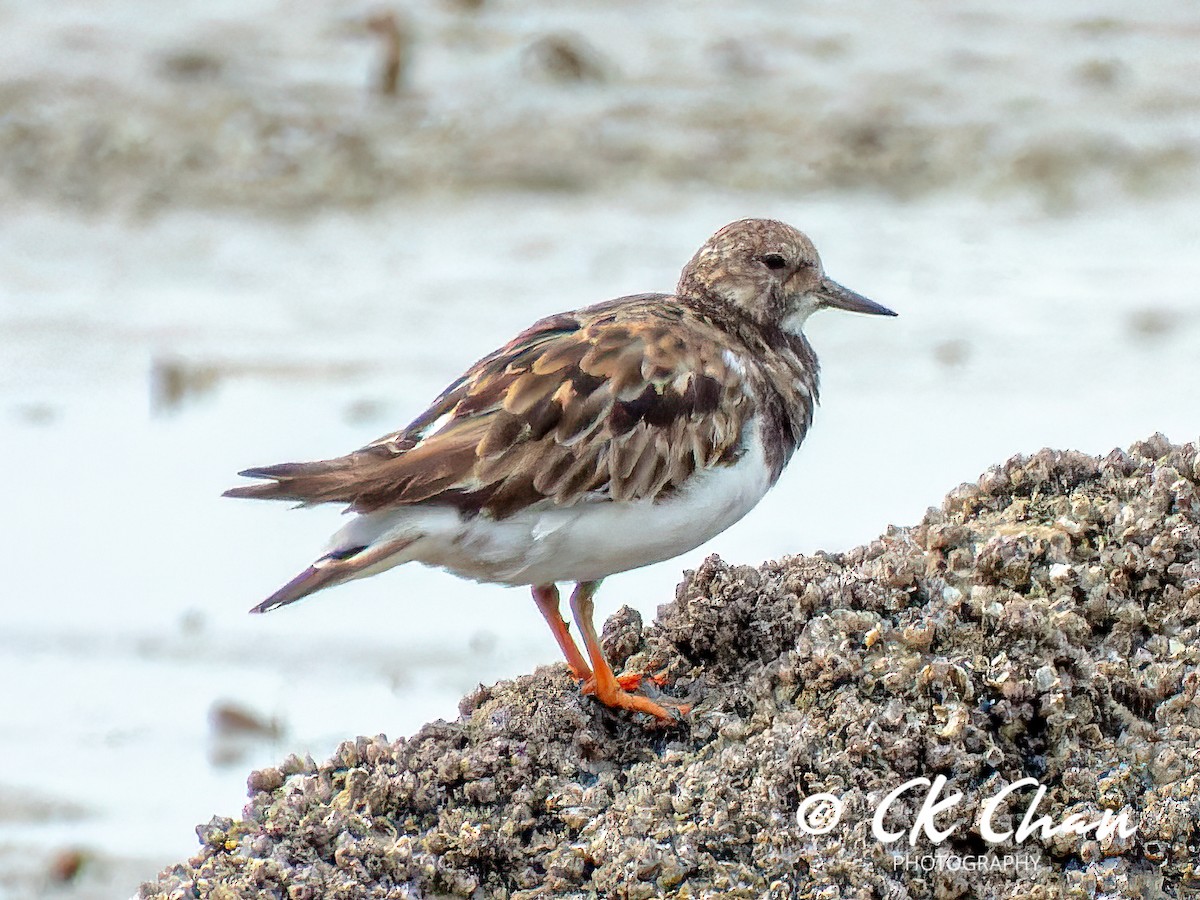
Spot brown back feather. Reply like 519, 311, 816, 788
225, 295, 815, 518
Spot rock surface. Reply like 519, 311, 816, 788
141, 437, 1200, 898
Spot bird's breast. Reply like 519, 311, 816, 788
749, 341, 818, 483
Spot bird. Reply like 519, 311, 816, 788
225, 218, 896, 722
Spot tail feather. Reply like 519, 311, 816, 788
224, 458, 362, 504
250, 535, 418, 613
251, 561, 348, 613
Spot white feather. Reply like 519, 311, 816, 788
323, 426, 776, 587
721, 348, 747, 376
415, 411, 455, 445
781, 292, 822, 335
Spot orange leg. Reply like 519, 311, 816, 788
568, 581, 690, 722
532, 584, 592, 681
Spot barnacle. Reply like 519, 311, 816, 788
143, 437, 1200, 899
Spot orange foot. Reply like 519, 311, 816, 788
612, 670, 669, 692
566, 580, 690, 723
580, 673, 690, 722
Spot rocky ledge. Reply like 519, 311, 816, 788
142, 436, 1200, 899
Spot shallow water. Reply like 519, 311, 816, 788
2, 1, 1200, 897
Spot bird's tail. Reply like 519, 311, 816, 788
223, 455, 371, 506
251, 535, 418, 613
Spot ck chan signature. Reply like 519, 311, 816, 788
795, 775, 1138, 845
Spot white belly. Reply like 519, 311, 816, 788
332, 428, 776, 587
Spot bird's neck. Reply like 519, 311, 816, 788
721, 311, 821, 484
761, 330, 820, 479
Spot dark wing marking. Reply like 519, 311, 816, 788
225, 296, 754, 518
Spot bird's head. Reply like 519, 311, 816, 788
677, 218, 896, 334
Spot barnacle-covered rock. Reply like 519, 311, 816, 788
142, 437, 1200, 898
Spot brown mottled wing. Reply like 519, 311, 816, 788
226, 297, 753, 517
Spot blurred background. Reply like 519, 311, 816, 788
1, 0, 1198, 896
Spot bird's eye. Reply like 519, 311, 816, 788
761, 254, 788, 271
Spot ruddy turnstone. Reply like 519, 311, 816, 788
226, 218, 895, 721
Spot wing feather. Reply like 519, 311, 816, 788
225, 296, 761, 517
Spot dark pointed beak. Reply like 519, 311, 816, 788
816, 277, 897, 316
